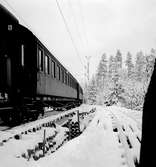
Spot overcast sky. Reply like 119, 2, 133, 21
1, 0, 156, 85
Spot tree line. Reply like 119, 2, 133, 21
84, 49, 156, 111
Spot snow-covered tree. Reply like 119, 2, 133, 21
120, 79, 147, 110
125, 52, 134, 78
96, 78, 113, 105
108, 55, 116, 78
106, 73, 124, 105
115, 49, 122, 70
96, 53, 108, 88
145, 49, 156, 81
84, 49, 155, 110
135, 51, 146, 81
87, 76, 97, 104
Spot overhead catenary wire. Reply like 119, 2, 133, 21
77, 0, 89, 50
67, 0, 85, 53
67, 0, 87, 85
55, 0, 84, 67
67, 0, 91, 85
77, 0, 92, 83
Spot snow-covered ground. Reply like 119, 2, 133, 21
0, 105, 142, 167
0, 108, 78, 144
107, 106, 141, 166
31, 105, 141, 167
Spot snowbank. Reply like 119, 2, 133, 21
32, 106, 129, 167
0, 105, 141, 167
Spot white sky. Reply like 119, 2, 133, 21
1, 0, 156, 85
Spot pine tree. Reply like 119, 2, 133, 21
108, 55, 116, 78
87, 76, 97, 104
135, 51, 146, 81
115, 50, 122, 70
87, 49, 155, 110
96, 53, 108, 88
106, 73, 124, 106
125, 52, 134, 78
145, 49, 156, 81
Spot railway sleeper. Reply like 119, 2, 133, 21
126, 136, 133, 149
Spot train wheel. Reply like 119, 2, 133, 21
1, 110, 16, 125
31, 111, 39, 121
14, 108, 23, 124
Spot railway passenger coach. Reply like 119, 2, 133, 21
0, 4, 83, 124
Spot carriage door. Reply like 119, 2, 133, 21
77, 84, 79, 99
0, 54, 11, 99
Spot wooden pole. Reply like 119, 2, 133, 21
77, 110, 80, 132
43, 129, 46, 156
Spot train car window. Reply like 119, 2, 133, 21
48, 56, 50, 74
72, 80, 74, 88
59, 67, 61, 80
38, 48, 44, 71
66, 74, 68, 85
70, 78, 72, 87
51, 61, 55, 78
73, 80, 75, 88
65, 73, 67, 85
68, 76, 70, 86
45, 55, 47, 74
62, 70, 64, 83
74, 81, 76, 89
57, 65, 61, 80
66, 75, 68, 85
45, 55, 50, 74
71, 79, 72, 87
70, 77, 71, 87
71, 79, 73, 88
75, 82, 76, 88
73, 81, 75, 89
21, 44, 24, 66
64, 72, 66, 84
56, 65, 58, 79
69, 76, 71, 86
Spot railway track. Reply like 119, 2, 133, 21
109, 107, 141, 167
0, 108, 66, 131
0, 108, 78, 145
0, 106, 97, 163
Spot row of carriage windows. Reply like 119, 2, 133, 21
38, 47, 76, 88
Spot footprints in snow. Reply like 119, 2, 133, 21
96, 119, 107, 130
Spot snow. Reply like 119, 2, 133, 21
78, 104, 96, 113
0, 124, 69, 165
0, 105, 141, 167
111, 105, 142, 162
79, 113, 94, 132
0, 155, 30, 167
0, 107, 79, 144
31, 106, 122, 167
119, 107, 142, 130
31, 105, 141, 167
